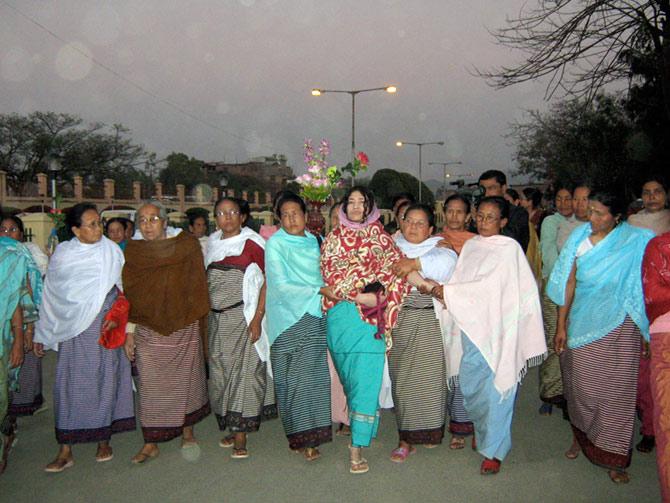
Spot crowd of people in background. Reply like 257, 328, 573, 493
1, 169, 670, 497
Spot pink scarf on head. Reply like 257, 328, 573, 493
338, 204, 381, 230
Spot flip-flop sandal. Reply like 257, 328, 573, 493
449, 436, 466, 450
95, 448, 114, 463
350, 457, 369, 474
304, 448, 321, 461
44, 458, 74, 473
219, 435, 235, 448
231, 448, 249, 459
609, 470, 630, 484
565, 444, 581, 459
480, 458, 501, 475
390, 445, 416, 463
131, 449, 159, 464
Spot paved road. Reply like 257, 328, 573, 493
1, 352, 662, 502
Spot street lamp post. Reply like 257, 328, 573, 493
395, 141, 444, 202
311, 85, 397, 184
48, 157, 61, 210
427, 161, 463, 194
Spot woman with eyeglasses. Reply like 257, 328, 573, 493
433, 196, 546, 475
0, 231, 42, 475
205, 197, 276, 459
548, 191, 654, 483
122, 201, 210, 464
0, 216, 47, 425
387, 203, 458, 461
33, 203, 135, 472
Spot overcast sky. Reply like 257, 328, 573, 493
1, 0, 551, 185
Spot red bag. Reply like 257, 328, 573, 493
99, 293, 130, 349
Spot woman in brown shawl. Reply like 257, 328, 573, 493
123, 202, 210, 464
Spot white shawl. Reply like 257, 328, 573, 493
34, 236, 124, 350
205, 227, 270, 365
440, 235, 546, 396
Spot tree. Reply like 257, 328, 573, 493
481, 1, 670, 120
158, 152, 207, 193
368, 169, 435, 208
0, 111, 150, 195
510, 94, 655, 197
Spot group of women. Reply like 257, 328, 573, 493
1, 175, 670, 496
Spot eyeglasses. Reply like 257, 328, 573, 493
403, 218, 429, 228
475, 214, 500, 223
80, 220, 102, 229
215, 210, 240, 217
138, 216, 162, 225
0, 227, 19, 234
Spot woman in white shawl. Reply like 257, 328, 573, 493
205, 197, 275, 459
433, 196, 546, 475
388, 203, 458, 462
34, 203, 134, 473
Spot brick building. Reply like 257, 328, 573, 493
203, 154, 294, 195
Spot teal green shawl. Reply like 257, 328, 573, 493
0, 237, 42, 377
265, 228, 323, 345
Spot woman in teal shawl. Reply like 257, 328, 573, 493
548, 191, 654, 484
0, 236, 42, 475
266, 192, 333, 462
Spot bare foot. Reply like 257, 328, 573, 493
304, 447, 321, 461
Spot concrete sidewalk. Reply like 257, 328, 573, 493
0, 352, 661, 502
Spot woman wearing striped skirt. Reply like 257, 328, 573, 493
1, 216, 47, 420
548, 191, 654, 483
123, 202, 210, 464
266, 192, 333, 461
34, 203, 135, 472
205, 197, 276, 459
388, 204, 457, 461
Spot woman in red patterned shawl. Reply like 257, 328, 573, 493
642, 230, 670, 500
321, 186, 417, 475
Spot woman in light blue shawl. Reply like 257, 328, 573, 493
0, 236, 42, 475
548, 191, 654, 484
266, 192, 333, 462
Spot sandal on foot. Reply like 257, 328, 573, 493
131, 448, 159, 464
336, 424, 351, 437
44, 457, 74, 473
390, 445, 416, 463
480, 458, 501, 475
95, 446, 114, 463
636, 435, 655, 453
350, 457, 369, 474
608, 470, 630, 484
565, 443, 581, 460
231, 448, 249, 459
219, 435, 235, 448
538, 403, 553, 416
423, 443, 439, 449
449, 436, 466, 450
181, 439, 198, 449
304, 447, 321, 462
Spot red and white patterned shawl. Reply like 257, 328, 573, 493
321, 220, 410, 347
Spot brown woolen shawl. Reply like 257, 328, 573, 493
123, 232, 209, 336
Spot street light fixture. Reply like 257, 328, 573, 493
428, 161, 463, 194
395, 140, 444, 202
48, 157, 61, 210
311, 85, 397, 183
